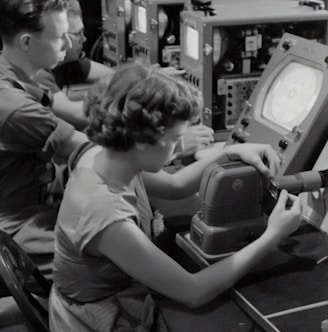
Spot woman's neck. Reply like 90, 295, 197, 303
93, 147, 139, 188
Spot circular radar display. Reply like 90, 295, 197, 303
262, 62, 323, 131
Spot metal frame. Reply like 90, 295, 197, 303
130, 0, 186, 66
101, 0, 131, 66
180, 0, 328, 139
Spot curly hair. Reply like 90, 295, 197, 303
84, 63, 203, 152
0, 0, 67, 43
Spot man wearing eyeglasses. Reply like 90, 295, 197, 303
36, 0, 115, 131
37, 0, 214, 155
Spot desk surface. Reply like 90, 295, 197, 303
177, 223, 328, 331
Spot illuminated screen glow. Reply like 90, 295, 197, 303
135, 6, 147, 33
213, 28, 228, 66
184, 26, 199, 60
124, 0, 132, 25
262, 62, 323, 131
158, 7, 168, 39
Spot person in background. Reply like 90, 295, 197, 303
35, 0, 115, 131
36, 0, 215, 157
49, 63, 302, 331
0, 0, 88, 278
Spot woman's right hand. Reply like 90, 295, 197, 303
265, 190, 302, 242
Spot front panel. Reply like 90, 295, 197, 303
102, 0, 133, 66
180, 0, 328, 140
131, 0, 185, 66
226, 33, 328, 176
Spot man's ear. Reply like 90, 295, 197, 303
20, 33, 32, 51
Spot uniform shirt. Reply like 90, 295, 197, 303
0, 55, 75, 233
36, 57, 91, 94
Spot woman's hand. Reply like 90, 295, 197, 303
173, 125, 214, 160
265, 190, 302, 242
225, 143, 281, 178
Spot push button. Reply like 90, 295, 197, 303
282, 40, 292, 51
279, 139, 288, 150
241, 118, 250, 127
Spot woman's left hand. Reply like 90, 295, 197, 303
225, 143, 281, 178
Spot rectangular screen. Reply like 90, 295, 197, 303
135, 5, 147, 34
262, 61, 323, 131
184, 26, 199, 60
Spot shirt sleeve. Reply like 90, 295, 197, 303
75, 57, 92, 81
1, 87, 74, 159
74, 186, 139, 255
53, 58, 92, 88
35, 69, 61, 94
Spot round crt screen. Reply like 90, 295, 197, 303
262, 62, 323, 131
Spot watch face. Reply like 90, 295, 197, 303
262, 62, 323, 130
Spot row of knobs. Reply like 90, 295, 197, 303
230, 38, 295, 148
231, 117, 289, 150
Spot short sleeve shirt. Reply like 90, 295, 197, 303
36, 57, 91, 93
53, 166, 151, 302
35, 69, 61, 94
54, 57, 91, 90
0, 56, 75, 215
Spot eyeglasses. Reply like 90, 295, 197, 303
68, 29, 86, 39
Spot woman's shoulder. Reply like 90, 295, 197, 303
68, 141, 99, 172
67, 166, 139, 220
58, 168, 139, 253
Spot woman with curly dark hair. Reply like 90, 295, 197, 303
49, 63, 301, 331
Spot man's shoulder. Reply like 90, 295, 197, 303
0, 76, 46, 105
0, 78, 32, 108
0, 57, 30, 97
0, 69, 51, 120
55, 57, 91, 74
36, 69, 56, 82
67, 57, 91, 68
0, 60, 18, 88
35, 69, 60, 94
0, 88, 33, 126
53, 58, 91, 87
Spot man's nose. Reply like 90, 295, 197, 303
81, 32, 87, 43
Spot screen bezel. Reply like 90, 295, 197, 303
252, 55, 323, 135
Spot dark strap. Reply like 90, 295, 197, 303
68, 141, 95, 173
12, 79, 53, 107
